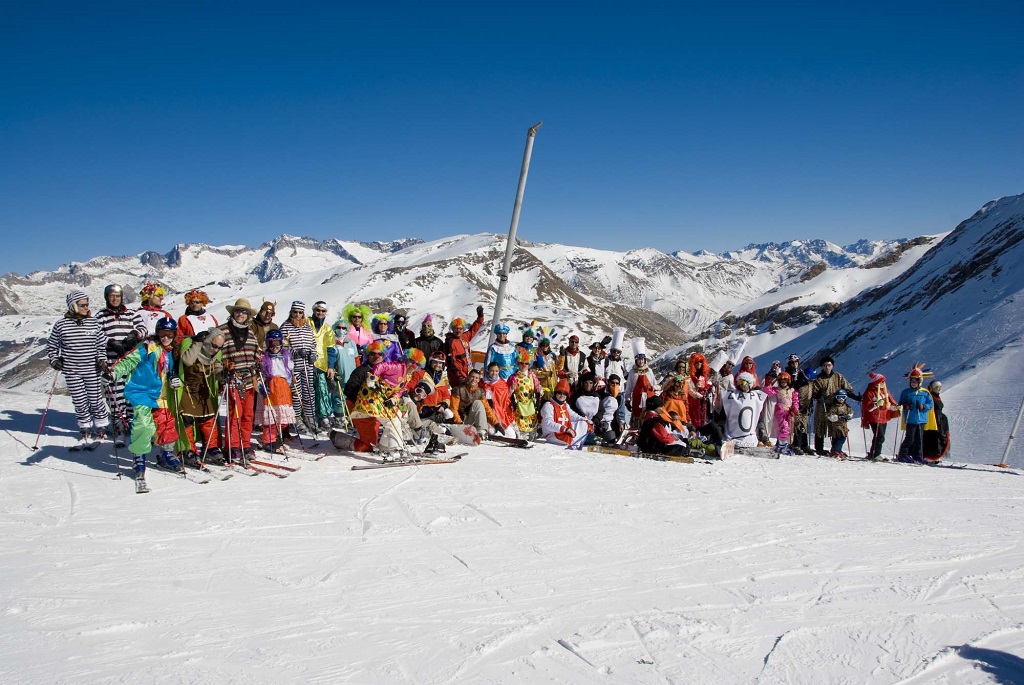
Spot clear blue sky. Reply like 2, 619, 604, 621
2, 1, 1022, 275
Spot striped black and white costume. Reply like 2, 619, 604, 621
95, 305, 148, 427
47, 291, 110, 433
280, 307, 318, 428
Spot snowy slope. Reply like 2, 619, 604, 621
3, 390, 1024, 684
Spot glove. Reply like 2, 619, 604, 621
442, 408, 454, 421
889, 405, 900, 412
101, 368, 114, 382
828, 414, 839, 422
476, 305, 484, 318
625, 401, 632, 411
122, 332, 140, 350
257, 382, 268, 397
95, 358, 107, 372
383, 397, 396, 409
170, 377, 182, 389
50, 358, 64, 371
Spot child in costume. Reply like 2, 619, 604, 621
824, 389, 854, 457
897, 364, 934, 463
763, 371, 799, 455
483, 361, 518, 438
258, 329, 297, 453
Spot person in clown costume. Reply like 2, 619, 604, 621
350, 340, 409, 458
175, 288, 219, 342
341, 303, 374, 353
485, 322, 518, 380
860, 371, 901, 461
370, 312, 404, 362
137, 282, 173, 336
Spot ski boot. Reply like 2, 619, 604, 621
133, 455, 149, 494
205, 447, 226, 465
157, 450, 183, 472
113, 431, 127, 449
69, 432, 91, 451
183, 451, 202, 468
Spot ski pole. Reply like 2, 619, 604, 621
336, 378, 354, 431
33, 372, 60, 451
891, 417, 902, 460
102, 380, 123, 479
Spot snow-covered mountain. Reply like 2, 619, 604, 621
3, 193, 1022, 428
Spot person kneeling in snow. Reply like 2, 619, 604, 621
540, 379, 592, 446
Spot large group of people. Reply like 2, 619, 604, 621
45, 283, 952, 492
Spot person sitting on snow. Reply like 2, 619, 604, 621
451, 368, 499, 440
570, 371, 602, 422
592, 373, 625, 443
638, 396, 701, 458
722, 371, 768, 448
483, 361, 518, 439
540, 378, 591, 446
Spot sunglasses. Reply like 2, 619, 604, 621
210, 343, 224, 351
313, 309, 327, 314
351, 315, 362, 319
76, 302, 90, 308
290, 310, 303, 314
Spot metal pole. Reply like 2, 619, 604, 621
489, 122, 542, 348
996, 393, 1024, 468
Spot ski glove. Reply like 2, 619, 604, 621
827, 414, 839, 422
50, 358, 64, 371
169, 377, 182, 389
476, 305, 484, 318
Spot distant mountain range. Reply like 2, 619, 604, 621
2, 193, 1022, 422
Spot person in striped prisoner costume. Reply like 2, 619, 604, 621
95, 284, 148, 447
217, 299, 261, 461
279, 301, 318, 436
47, 290, 111, 450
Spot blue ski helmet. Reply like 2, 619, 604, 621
835, 389, 848, 402
155, 317, 177, 333
266, 329, 284, 343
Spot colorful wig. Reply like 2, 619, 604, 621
139, 281, 166, 300
405, 348, 427, 368
184, 288, 210, 305
341, 303, 373, 328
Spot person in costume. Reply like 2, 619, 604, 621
350, 341, 408, 458
392, 309, 416, 351
734, 356, 760, 389
686, 352, 714, 433
660, 370, 692, 425
414, 314, 444, 360
137, 281, 172, 336
625, 337, 659, 429
216, 299, 261, 460
250, 300, 279, 351
923, 380, 950, 461
444, 305, 485, 388
569, 371, 602, 422
824, 389, 854, 457
370, 312, 404, 362
110, 316, 181, 491
176, 288, 219, 342
485, 323, 518, 380
784, 354, 813, 454
593, 373, 625, 443
540, 378, 591, 446
95, 284, 147, 445
638, 396, 699, 457
557, 334, 587, 391
47, 289, 111, 450
810, 356, 860, 456
531, 326, 559, 399
897, 364, 934, 463
722, 371, 768, 448
861, 372, 901, 461
763, 371, 799, 455
342, 303, 374, 353
483, 361, 518, 438
329, 318, 360, 426
508, 348, 542, 436
452, 368, 499, 439
516, 326, 537, 363
308, 301, 337, 429
257, 329, 296, 453
602, 328, 627, 383
175, 327, 223, 466
279, 301, 318, 434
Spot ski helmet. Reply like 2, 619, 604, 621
265, 329, 284, 344
429, 351, 446, 364
835, 389, 848, 402
103, 284, 123, 305
155, 317, 177, 334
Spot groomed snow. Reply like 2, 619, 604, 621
3, 390, 1024, 684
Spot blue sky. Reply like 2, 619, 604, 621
2, 1, 1022, 275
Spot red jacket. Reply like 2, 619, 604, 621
861, 376, 900, 427
444, 315, 484, 385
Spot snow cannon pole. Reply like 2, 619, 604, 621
489, 122, 542, 349
33, 373, 60, 450
995, 393, 1024, 468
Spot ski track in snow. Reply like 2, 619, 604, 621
4, 393, 1024, 683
